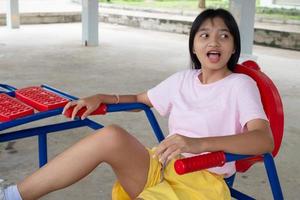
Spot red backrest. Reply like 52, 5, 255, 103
234, 60, 284, 172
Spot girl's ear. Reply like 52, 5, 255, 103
232, 49, 235, 54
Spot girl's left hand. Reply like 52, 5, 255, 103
153, 134, 204, 164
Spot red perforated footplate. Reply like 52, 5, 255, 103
15, 87, 69, 111
0, 93, 34, 122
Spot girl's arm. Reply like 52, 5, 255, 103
91, 92, 152, 105
200, 119, 274, 155
104, 92, 153, 112
154, 119, 274, 164
62, 92, 152, 120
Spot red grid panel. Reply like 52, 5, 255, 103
15, 87, 70, 111
0, 93, 34, 122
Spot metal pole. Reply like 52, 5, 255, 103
7, 0, 20, 28
82, 0, 99, 46
230, 0, 256, 61
38, 133, 48, 167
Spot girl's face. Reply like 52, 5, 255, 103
193, 17, 235, 72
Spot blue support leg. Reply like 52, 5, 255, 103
38, 133, 48, 167
225, 173, 236, 187
84, 119, 104, 130
144, 109, 165, 142
264, 153, 284, 200
229, 187, 256, 200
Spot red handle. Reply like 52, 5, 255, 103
64, 104, 107, 118
174, 151, 226, 175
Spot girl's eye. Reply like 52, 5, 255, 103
200, 33, 208, 38
220, 34, 229, 39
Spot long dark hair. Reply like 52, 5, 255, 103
189, 9, 241, 71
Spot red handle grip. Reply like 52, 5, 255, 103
174, 151, 226, 175
63, 104, 107, 118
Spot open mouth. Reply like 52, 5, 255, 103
207, 51, 221, 63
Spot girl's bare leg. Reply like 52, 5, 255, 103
17, 125, 150, 200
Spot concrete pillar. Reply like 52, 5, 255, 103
7, 0, 20, 28
82, 0, 99, 46
230, 0, 256, 61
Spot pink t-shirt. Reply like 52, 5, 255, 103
147, 69, 268, 177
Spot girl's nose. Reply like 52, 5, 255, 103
208, 34, 220, 47
208, 41, 220, 47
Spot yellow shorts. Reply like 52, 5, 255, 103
112, 148, 231, 200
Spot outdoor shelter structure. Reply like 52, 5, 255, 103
6, 0, 255, 55
6, 0, 99, 46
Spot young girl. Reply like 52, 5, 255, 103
1, 8, 274, 200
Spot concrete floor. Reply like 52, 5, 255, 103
0, 23, 299, 199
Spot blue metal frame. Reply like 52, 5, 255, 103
0, 84, 283, 199
0, 84, 164, 167
0, 84, 17, 96
222, 153, 283, 200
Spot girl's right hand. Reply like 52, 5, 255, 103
62, 94, 102, 120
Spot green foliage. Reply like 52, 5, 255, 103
257, 7, 299, 16
98, 0, 300, 20
122, 0, 143, 2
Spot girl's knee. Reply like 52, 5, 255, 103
106, 124, 124, 133
95, 124, 130, 148
96, 124, 123, 134
94, 125, 136, 163
97, 124, 126, 139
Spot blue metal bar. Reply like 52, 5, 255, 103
225, 174, 236, 187
225, 153, 253, 162
106, 103, 149, 112
41, 84, 79, 100
3, 91, 15, 96
143, 108, 165, 142
0, 108, 63, 131
85, 119, 104, 130
264, 153, 284, 200
224, 153, 283, 199
106, 103, 165, 142
229, 187, 256, 200
38, 133, 48, 167
0, 84, 16, 96
223, 154, 251, 191
0, 84, 17, 92
0, 120, 92, 142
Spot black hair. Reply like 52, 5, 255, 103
189, 8, 241, 71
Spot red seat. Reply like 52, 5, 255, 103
234, 60, 284, 172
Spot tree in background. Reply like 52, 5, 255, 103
198, 0, 205, 8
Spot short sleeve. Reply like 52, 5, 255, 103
237, 78, 268, 128
147, 72, 181, 116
